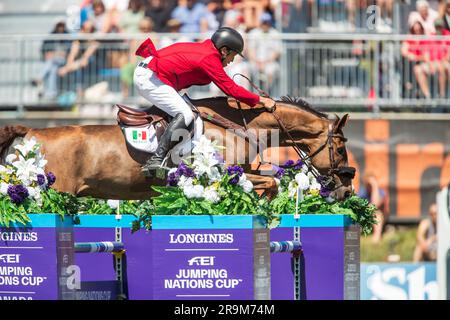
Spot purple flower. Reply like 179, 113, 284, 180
46, 172, 56, 186
275, 167, 285, 179
167, 171, 180, 187
213, 152, 224, 164
177, 162, 196, 178
283, 160, 295, 167
320, 186, 331, 198
294, 160, 304, 170
227, 165, 244, 184
7, 185, 29, 204
37, 174, 46, 186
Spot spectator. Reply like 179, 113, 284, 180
171, 0, 208, 34
404, 19, 450, 99
158, 19, 191, 48
408, 0, 439, 35
243, 0, 264, 30
441, 0, 450, 33
207, 0, 228, 27
144, 0, 177, 32
413, 203, 438, 262
247, 12, 281, 93
58, 20, 100, 97
31, 20, 71, 100
358, 171, 387, 243
118, 0, 145, 33
120, 17, 155, 98
401, 20, 427, 98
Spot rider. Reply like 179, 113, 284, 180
134, 27, 276, 177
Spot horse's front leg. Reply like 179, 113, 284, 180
245, 173, 278, 200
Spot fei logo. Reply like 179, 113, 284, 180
0, 254, 20, 263
361, 263, 438, 300
188, 256, 215, 266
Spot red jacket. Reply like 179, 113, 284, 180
135, 38, 260, 106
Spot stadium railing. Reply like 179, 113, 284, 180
0, 33, 449, 115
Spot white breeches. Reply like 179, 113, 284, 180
133, 56, 194, 127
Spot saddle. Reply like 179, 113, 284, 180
116, 96, 260, 154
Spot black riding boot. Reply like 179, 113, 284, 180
141, 113, 189, 177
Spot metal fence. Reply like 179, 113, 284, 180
1, 33, 450, 114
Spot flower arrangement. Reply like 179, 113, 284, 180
270, 159, 377, 235
0, 137, 79, 226
151, 135, 273, 223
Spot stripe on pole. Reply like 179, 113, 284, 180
270, 241, 302, 253
74, 242, 124, 253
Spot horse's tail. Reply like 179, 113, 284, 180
0, 125, 30, 162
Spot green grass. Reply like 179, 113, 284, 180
361, 226, 418, 262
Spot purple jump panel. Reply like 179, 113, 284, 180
122, 227, 153, 300
0, 214, 74, 300
71, 215, 135, 300
151, 215, 270, 300
270, 214, 360, 300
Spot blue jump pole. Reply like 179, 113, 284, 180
74, 242, 124, 253
270, 240, 302, 253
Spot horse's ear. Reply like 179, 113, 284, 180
335, 114, 349, 132
333, 114, 340, 126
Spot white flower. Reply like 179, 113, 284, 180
168, 168, 177, 175
207, 166, 222, 182
192, 135, 218, 157
288, 181, 297, 198
238, 173, 247, 185
295, 172, 310, 191
107, 199, 120, 209
178, 176, 193, 188
193, 155, 219, 177
325, 196, 335, 203
5, 154, 17, 164
14, 137, 38, 157
0, 182, 10, 195
0, 165, 13, 175
204, 186, 220, 203
242, 180, 253, 193
34, 151, 48, 169
183, 184, 204, 199
26, 186, 39, 199
309, 181, 322, 191
12, 156, 39, 186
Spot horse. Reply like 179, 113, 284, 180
0, 96, 354, 200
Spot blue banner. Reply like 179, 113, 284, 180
361, 263, 438, 300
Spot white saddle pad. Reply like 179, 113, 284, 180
121, 117, 203, 155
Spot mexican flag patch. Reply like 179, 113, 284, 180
132, 130, 147, 141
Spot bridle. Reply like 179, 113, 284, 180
233, 74, 355, 192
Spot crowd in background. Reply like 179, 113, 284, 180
32, 0, 450, 105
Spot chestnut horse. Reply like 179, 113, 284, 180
0, 96, 354, 200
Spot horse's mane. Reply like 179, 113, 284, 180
278, 96, 328, 119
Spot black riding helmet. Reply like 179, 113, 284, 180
211, 27, 245, 58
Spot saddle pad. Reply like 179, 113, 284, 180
120, 117, 204, 156
122, 124, 159, 153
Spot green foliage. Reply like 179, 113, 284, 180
0, 189, 78, 227
270, 191, 377, 236
340, 195, 378, 236
150, 177, 278, 229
